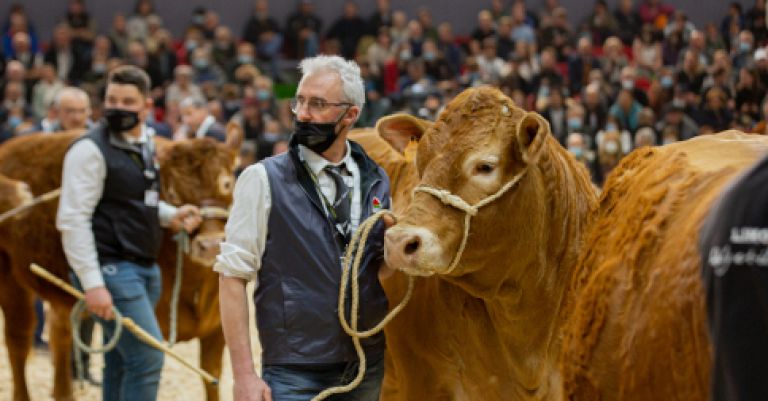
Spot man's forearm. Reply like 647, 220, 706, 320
219, 275, 258, 378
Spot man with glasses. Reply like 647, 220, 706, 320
217, 55, 392, 401
53, 86, 93, 132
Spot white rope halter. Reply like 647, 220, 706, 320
412, 167, 528, 275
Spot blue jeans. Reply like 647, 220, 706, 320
71, 261, 164, 401
262, 354, 385, 401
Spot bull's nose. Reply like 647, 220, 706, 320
189, 233, 225, 264
386, 229, 422, 257
385, 226, 447, 276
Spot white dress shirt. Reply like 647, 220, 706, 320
56, 125, 177, 290
214, 143, 362, 286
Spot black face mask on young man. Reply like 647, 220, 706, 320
104, 108, 141, 133
292, 108, 349, 154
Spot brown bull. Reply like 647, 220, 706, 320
357, 88, 599, 400
362, 87, 768, 400
560, 132, 768, 401
0, 126, 240, 401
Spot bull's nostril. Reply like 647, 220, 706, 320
404, 238, 420, 255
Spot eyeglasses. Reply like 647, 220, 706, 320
290, 97, 352, 115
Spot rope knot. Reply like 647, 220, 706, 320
413, 186, 478, 216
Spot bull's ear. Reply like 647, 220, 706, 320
225, 120, 244, 151
516, 112, 549, 165
376, 113, 431, 155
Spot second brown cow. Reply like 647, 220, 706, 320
0, 126, 240, 401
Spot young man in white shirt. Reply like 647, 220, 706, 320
57, 65, 201, 401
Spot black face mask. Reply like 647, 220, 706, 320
292, 110, 348, 154
104, 108, 140, 133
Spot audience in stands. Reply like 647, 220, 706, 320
1, 0, 768, 187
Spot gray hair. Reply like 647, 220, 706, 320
179, 96, 208, 110
54, 87, 90, 108
298, 55, 365, 112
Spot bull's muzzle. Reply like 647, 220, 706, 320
384, 225, 450, 276
188, 231, 225, 265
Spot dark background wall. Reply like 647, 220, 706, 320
8, 0, 755, 48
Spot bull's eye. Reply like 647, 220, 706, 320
219, 174, 234, 195
474, 163, 495, 175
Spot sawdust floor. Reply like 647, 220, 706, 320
0, 283, 261, 401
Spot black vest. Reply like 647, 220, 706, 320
257, 141, 391, 365
77, 124, 163, 266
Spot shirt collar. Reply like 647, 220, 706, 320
299, 141, 352, 177
122, 124, 150, 145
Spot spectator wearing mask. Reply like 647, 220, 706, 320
175, 97, 226, 142
731, 30, 755, 70
618, 65, 650, 107
228, 42, 259, 82
190, 46, 227, 87
566, 132, 599, 183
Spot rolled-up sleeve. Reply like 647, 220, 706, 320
213, 163, 271, 285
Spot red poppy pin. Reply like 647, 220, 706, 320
372, 197, 382, 210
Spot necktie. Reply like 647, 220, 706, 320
324, 164, 351, 237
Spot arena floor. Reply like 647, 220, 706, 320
0, 283, 262, 401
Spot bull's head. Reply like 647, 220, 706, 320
385, 87, 552, 282
156, 121, 242, 265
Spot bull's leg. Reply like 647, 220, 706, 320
48, 304, 75, 401
0, 276, 35, 401
199, 330, 225, 401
